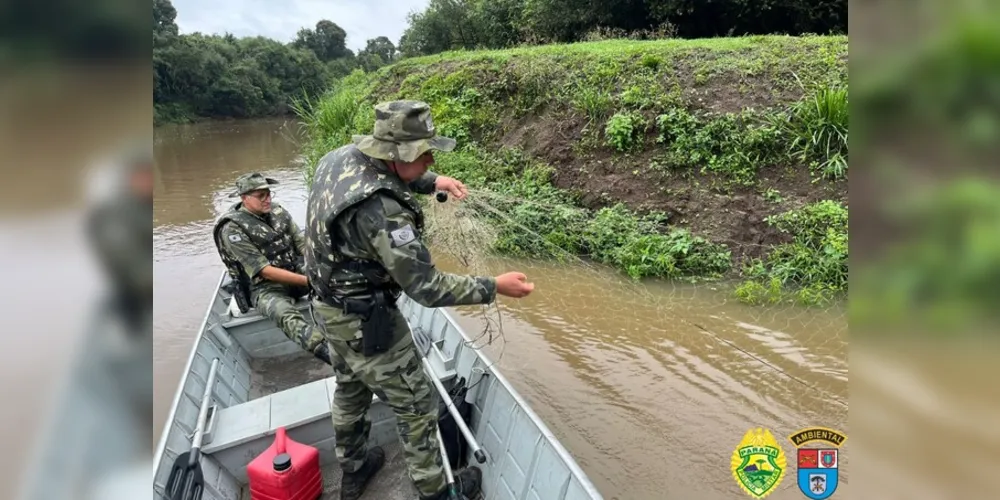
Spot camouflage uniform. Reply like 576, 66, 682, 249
212, 173, 330, 364
305, 101, 492, 500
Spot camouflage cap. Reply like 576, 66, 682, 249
230, 172, 279, 198
352, 100, 456, 163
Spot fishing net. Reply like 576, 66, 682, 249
420, 189, 848, 421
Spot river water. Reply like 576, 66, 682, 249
153, 118, 850, 499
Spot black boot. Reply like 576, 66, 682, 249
421, 466, 483, 500
341, 446, 385, 500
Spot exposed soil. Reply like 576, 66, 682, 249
495, 103, 848, 267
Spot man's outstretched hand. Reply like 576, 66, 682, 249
434, 175, 469, 200
496, 272, 534, 298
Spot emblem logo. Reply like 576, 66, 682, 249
389, 224, 417, 247
788, 427, 847, 499
731, 428, 787, 498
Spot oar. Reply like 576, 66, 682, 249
163, 358, 220, 500
413, 328, 487, 464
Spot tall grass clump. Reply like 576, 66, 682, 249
773, 83, 849, 180
292, 70, 374, 182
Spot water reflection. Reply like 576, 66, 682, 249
153, 118, 307, 228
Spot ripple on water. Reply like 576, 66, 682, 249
154, 220, 217, 259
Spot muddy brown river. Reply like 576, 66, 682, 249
154, 118, 850, 499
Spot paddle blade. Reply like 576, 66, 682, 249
171, 464, 204, 500
162, 451, 190, 500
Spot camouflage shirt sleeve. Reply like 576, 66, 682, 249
350, 194, 496, 307
219, 222, 271, 279
407, 170, 439, 195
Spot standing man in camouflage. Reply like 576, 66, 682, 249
304, 100, 535, 500
212, 172, 332, 365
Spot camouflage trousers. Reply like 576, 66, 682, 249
310, 298, 446, 498
253, 284, 326, 352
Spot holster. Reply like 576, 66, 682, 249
325, 290, 394, 357
223, 273, 253, 314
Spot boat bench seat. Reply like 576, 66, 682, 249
219, 296, 311, 330
200, 375, 400, 484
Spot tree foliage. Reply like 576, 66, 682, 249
153, 0, 393, 125
292, 20, 353, 61
357, 36, 398, 72
397, 0, 847, 56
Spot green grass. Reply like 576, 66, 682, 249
394, 35, 843, 64
653, 107, 787, 186
290, 71, 375, 182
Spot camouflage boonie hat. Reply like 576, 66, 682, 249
229, 172, 279, 198
352, 100, 456, 162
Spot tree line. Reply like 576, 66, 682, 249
153, 0, 396, 124
399, 0, 846, 57
154, 0, 846, 124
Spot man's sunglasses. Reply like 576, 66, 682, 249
246, 189, 272, 201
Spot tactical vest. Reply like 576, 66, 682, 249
304, 144, 425, 303
212, 202, 300, 312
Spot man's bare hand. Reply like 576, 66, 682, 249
434, 175, 469, 200
495, 272, 534, 298
260, 265, 308, 288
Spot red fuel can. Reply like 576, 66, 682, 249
247, 427, 323, 500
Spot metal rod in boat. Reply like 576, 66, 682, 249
413, 329, 487, 464
435, 425, 459, 499
422, 353, 487, 464
191, 358, 220, 456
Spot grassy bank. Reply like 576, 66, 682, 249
295, 35, 848, 306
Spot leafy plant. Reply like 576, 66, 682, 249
605, 111, 645, 152
737, 200, 848, 305
655, 108, 784, 185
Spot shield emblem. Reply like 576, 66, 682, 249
797, 468, 838, 499
797, 448, 839, 499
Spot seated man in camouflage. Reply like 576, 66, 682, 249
212, 172, 332, 365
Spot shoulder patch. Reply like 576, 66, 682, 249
389, 224, 417, 247
228, 234, 242, 242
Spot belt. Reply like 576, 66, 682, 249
315, 290, 399, 319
